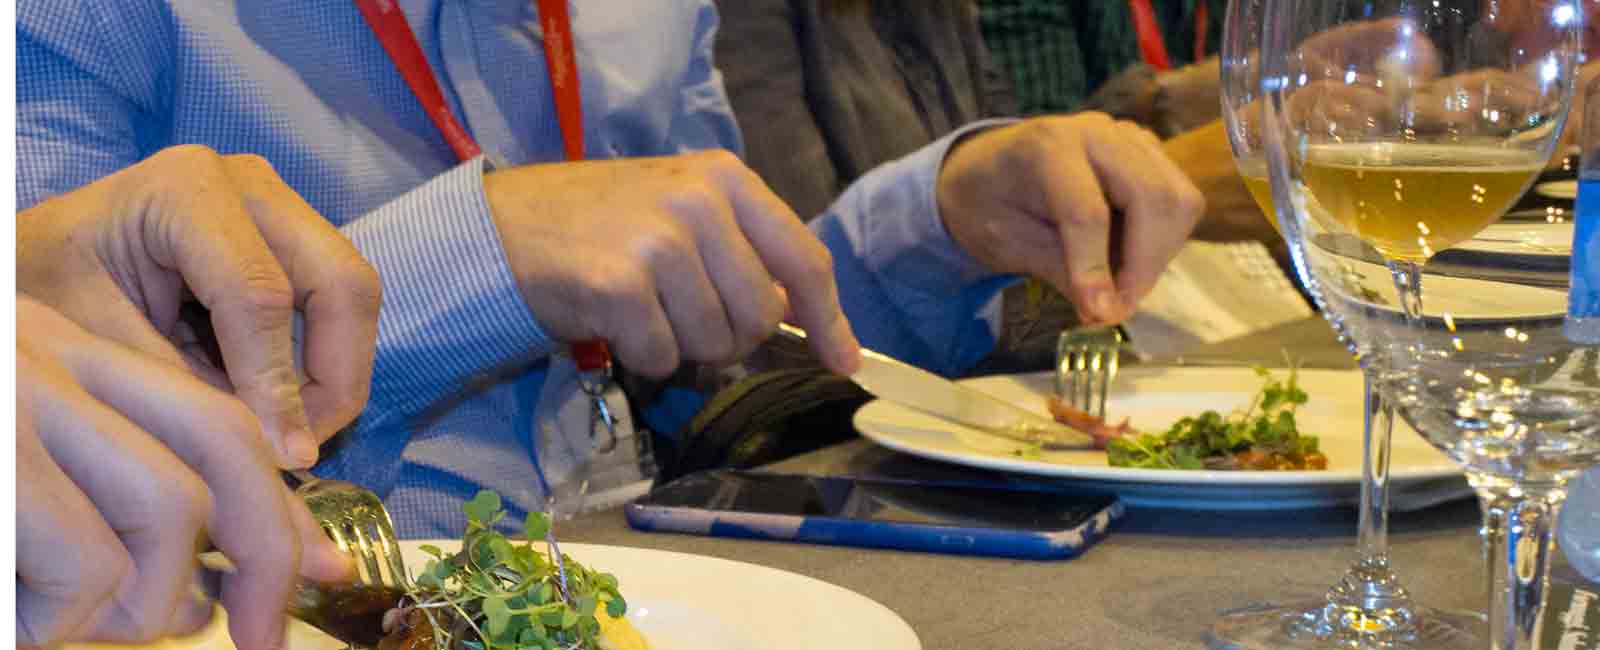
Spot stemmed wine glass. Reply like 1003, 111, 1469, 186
1258, 2, 1597, 649
1211, 1, 1484, 647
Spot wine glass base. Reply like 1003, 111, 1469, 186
1207, 600, 1485, 650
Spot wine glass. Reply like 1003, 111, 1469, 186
1258, 2, 1596, 649
1211, 1, 1485, 647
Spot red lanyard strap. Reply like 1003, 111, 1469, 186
535, 0, 584, 162
1127, 0, 1211, 71
354, 0, 484, 161
356, 0, 609, 372
1129, 0, 1173, 71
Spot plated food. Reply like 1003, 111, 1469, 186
370, 491, 645, 650
1098, 367, 1326, 471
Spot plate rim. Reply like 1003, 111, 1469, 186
853, 367, 1462, 488
392, 541, 923, 650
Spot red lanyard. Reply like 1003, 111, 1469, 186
1128, 0, 1210, 71
356, 0, 610, 371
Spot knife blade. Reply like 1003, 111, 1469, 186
776, 324, 1095, 449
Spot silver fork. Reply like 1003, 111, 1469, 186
286, 471, 409, 592
284, 470, 411, 647
1055, 326, 1123, 419
202, 472, 410, 647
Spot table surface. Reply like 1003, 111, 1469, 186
557, 318, 1578, 649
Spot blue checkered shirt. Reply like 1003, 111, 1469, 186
17, 0, 1012, 538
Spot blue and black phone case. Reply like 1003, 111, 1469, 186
625, 495, 1123, 560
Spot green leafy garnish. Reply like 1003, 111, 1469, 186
397, 490, 628, 650
1106, 366, 1323, 470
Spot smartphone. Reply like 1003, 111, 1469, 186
625, 470, 1122, 560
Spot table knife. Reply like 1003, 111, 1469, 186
776, 324, 1095, 449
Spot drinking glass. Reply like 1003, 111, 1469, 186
1211, 1, 1485, 647
1258, 2, 1596, 649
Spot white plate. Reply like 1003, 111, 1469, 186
1339, 257, 1568, 322
1537, 179, 1578, 200
853, 368, 1464, 510
73, 543, 920, 650
1459, 222, 1575, 258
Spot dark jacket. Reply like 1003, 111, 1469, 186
715, 0, 1017, 219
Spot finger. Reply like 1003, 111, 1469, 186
224, 154, 381, 446
1107, 124, 1203, 307
31, 360, 215, 645
15, 406, 131, 647
53, 325, 303, 650
284, 483, 353, 584
674, 185, 786, 361
593, 264, 680, 378
650, 233, 739, 365
166, 574, 216, 639
705, 152, 861, 374
127, 145, 312, 469
1028, 121, 1120, 324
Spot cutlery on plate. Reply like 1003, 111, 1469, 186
775, 323, 1098, 449
1055, 326, 1122, 421
200, 471, 408, 647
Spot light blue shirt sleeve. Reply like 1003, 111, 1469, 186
17, 24, 551, 444
809, 119, 1023, 377
338, 157, 553, 437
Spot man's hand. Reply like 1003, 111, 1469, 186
16, 297, 350, 650
936, 113, 1205, 325
17, 145, 382, 468
1164, 120, 1282, 244
484, 150, 860, 377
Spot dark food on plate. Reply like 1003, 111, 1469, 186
350, 491, 642, 650
1102, 367, 1327, 470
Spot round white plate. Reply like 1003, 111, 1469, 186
1339, 257, 1568, 323
853, 368, 1464, 510
1537, 179, 1578, 200
74, 543, 919, 650
1460, 222, 1575, 258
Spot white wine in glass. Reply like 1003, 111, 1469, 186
1211, 1, 1490, 648
1301, 144, 1543, 262
1259, 1, 1595, 649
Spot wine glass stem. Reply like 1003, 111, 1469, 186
1472, 483, 1561, 646
1356, 377, 1395, 564
1320, 376, 1414, 634
1477, 486, 1565, 650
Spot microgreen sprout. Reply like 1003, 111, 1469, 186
395, 491, 627, 650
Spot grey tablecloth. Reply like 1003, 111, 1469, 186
555, 318, 1579, 649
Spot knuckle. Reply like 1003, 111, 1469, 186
1174, 183, 1207, 221
795, 240, 834, 281
338, 256, 384, 316
154, 144, 225, 170
633, 225, 696, 267
1062, 203, 1112, 228
689, 148, 743, 173
661, 182, 726, 226
223, 152, 276, 176
162, 472, 214, 532
73, 546, 132, 620
232, 263, 297, 318
334, 382, 373, 425
584, 267, 652, 316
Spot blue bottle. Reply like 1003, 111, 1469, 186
1572, 176, 1599, 343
